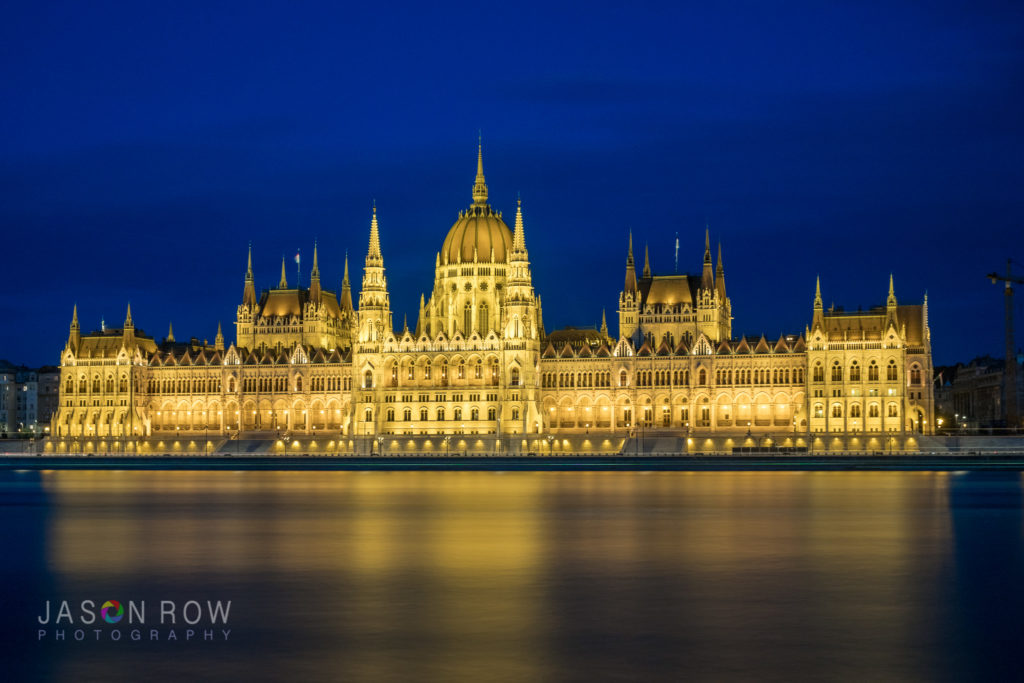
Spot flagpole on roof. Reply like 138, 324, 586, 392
295, 248, 301, 288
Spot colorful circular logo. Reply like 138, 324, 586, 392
101, 600, 123, 624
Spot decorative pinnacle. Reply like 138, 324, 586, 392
71, 303, 79, 327
167, 321, 175, 342
472, 135, 488, 205
246, 242, 253, 280
279, 256, 288, 288
513, 195, 526, 252
814, 275, 822, 308
125, 303, 133, 327
704, 226, 711, 263
367, 204, 382, 260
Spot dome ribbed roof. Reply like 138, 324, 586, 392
440, 140, 513, 264
442, 205, 512, 264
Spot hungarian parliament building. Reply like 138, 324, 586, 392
50, 146, 935, 453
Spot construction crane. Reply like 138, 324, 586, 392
987, 259, 1024, 430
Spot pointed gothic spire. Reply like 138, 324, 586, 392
167, 321, 175, 343
416, 293, 426, 337
123, 303, 135, 347
624, 231, 638, 293
811, 275, 824, 331
242, 243, 257, 307
715, 242, 727, 299
472, 135, 488, 206
512, 196, 527, 252
309, 241, 321, 301
643, 244, 651, 278
886, 273, 898, 328
701, 227, 714, 291
600, 308, 609, 338
367, 203, 382, 263
68, 304, 81, 351
402, 314, 409, 334
340, 251, 353, 311
214, 321, 224, 351
279, 256, 288, 288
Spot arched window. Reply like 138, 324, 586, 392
831, 362, 842, 382
888, 403, 898, 417
511, 407, 519, 420
437, 407, 446, 421
386, 408, 395, 422
813, 363, 824, 382
365, 408, 373, 422
850, 403, 861, 418
619, 370, 628, 387
364, 370, 373, 389
814, 403, 824, 418
470, 407, 479, 421
65, 377, 74, 393
475, 360, 482, 379
458, 361, 465, 380
295, 376, 303, 392
831, 404, 842, 418
910, 365, 921, 384
407, 364, 414, 381
479, 303, 489, 336
487, 407, 496, 420
849, 361, 860, 382
424, 362, 432, 380
454, 407, 462, 421
698, 369, 706, 385
403, 408, 411, 421
420, 407, 428, 421
886, 360, 897, 381
105, 376, 114, 392
390, 364, 398, 387
869, 403, 879, 418
869, 360, 879, 381
510, 368, 520, 386
463, 302, 472, 336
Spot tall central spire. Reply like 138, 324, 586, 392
472, 134, 488, 206
367, 203, 382, 264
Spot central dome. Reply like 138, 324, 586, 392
442, 204, 513, 264
440, 141, 513, 265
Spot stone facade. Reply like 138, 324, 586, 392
50, 145, 935, 452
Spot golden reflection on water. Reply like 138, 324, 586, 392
36, 471, 972, 682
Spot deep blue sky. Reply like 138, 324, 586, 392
2, 1, 1022, 367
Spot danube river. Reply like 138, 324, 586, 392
1, 470, 1022, 682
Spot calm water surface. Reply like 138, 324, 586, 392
1, 470, 1022, 682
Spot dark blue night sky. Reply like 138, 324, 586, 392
2, 1, 1022, 367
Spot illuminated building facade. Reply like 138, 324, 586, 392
50, 145, 935, 452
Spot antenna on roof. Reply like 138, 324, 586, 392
674, 231, 679, 273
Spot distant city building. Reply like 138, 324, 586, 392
0, 360, 57, 436
50, 145, 936, 450
935, 355, 1024, 429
